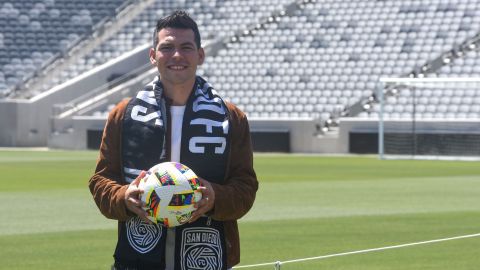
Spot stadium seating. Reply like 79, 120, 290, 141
78, 0, 480, 121
2, 0, 480, 123
0, 0, 131, 96
35, 0, 295, 93
362, 34, 480, 120
198, 0, 480, 120
364, 82, 480, 119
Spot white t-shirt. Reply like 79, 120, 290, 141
170, 105, 186, 163
166, 105, 185, 270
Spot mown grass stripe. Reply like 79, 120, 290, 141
2, 174, 479, 235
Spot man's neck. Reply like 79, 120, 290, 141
163, 80, 196, 106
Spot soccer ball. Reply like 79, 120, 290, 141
139, 162, 202, 228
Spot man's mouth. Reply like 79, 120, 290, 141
169, 65, 187, 70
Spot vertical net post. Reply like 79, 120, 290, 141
377, 80, 385, 159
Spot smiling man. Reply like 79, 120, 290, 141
89, 10, 258, 270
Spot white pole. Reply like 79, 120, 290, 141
378, 80, 385, 159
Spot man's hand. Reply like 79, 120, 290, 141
189, 178, 215, 223
124, 171, 151, 223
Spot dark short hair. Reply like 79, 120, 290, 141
152, 10, 201, 49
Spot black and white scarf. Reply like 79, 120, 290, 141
115, 76, 230, 270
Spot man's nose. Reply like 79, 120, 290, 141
172, 48, 183, 58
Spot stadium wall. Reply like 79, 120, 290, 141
0, 100, 19, 146
4, 106, 479, 155
249, 118, 340, 153
47, 117, 343, 153
0, 100, 48, 147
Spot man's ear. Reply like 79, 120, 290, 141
198, 47, 205, 65
149, 48, 156, 65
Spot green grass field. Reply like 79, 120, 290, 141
1, 150, 480, 269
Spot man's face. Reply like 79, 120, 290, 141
150, 27, 204, 88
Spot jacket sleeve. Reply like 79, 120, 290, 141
88, 99, 133, 221
209, 104, 258, 221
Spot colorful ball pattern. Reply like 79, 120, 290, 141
139, 162, 202, 228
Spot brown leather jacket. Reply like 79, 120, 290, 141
89, 98, 258, 268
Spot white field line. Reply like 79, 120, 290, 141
233, 232, 480, 269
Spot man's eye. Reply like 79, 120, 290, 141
160, 46, 173, 51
